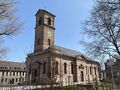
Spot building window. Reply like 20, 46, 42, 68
6, 72, 8, 76
20, 72, 21, 76
23, 72, 24, 76
37, 38, 40, 46
55, 62, 58, 74
39, 17, 42, 25
16, 78, 18, 82
34, 69, 37, 77
81, 71, 84, 81
90, 67, 92, 75
94, 67, 96, 75
48, 18, 51, 25
1, 78, 3, 83
2, 72, 4, 76
48, 39, 50, 47
43, 62, 46, 74
71, 63, 74, 74
64, 63, 67, 74
16, 72, 18, 76
19, 78, 21, 82
5, 78, 7, 82
86, 66, 88, 75
10, 72, 11, 76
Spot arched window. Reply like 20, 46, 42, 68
55, 62, 58, 74
71, 63, 74, 74
48, 18, 51, 25
43, 62, 46, 74
64, 63, 67, 74
48, 39, 50, 47
38, 17, 42, 25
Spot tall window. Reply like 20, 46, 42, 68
43, 62, 46, 74
37, 38, 40, 46
94, 67, 96, 75
81, 71, 84, 81
90, 67, 92, 75
48, 39, 50, 47
48, 18, 51, 25
2, 72, 4, 76
71, 63, 74, 74
86, 66, 88, 75
55, 62, 58, 74
64, 63, 67, 74
39, 17, 42, 25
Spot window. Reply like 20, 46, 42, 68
90, 67, 92, 75
39, 17, 42, 25
37, 38, 40, 46
48, 18, 51, 25
48, 39, 50, 47
19, 78, 21, 82
5, 78, 7, 82
43, 62, 46, 74
23, 72, 24, 76
10, 72, 11, 76
34, 69, 37, 77
16, 72, 18, 76
64, 63, 67, 74
71, 63, 74, 74
22, 78, 24, 81
2, 72, 4, 76
94, 67, 96, 75
16, 78, 18, 82
1, 78, 3, 83
20, 72, 21, 76
86, 66, 88, 75
55, 62, 58, 74
81, 71, 84, 81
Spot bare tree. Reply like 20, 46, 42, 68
0, 0, 23, 58
47, 47, 57, 86
81, 0, 120, 60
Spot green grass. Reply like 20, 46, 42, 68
27, 85, 79, 90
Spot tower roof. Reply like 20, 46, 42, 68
35, 9, 55, 17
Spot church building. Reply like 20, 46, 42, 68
26, 9, 100, 85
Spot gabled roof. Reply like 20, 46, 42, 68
55, 45, 99, 64
55, 45, 82, 57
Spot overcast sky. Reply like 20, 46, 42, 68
4, 0, 95, 62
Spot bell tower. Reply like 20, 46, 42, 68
34, 9, 55, 52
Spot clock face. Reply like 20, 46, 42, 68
48, 31, 51, 37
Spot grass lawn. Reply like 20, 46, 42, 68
27, 85, 79, 90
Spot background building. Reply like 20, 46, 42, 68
26, 9, 100, 85
0, 61, 26, 85
105, 59, 120, 84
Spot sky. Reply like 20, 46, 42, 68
4, 0, 95, 62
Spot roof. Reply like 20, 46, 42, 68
55, 45, 82, 57
35, 9, 55, 17
55, 45, 99, 64
0, 61, 25, 70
